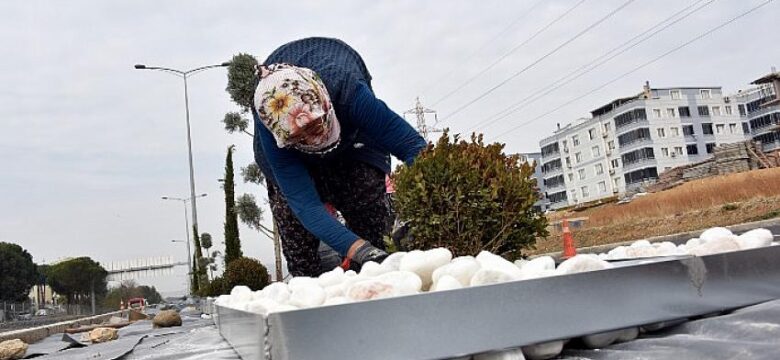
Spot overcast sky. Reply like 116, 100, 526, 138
1, 0, 777, 294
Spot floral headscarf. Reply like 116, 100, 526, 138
253, 63, 340, 154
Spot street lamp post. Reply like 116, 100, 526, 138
163, 193, 207, 295
136, 61, 230, 290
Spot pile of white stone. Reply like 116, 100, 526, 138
597, 227, 774, 260
214, 226, 775, 360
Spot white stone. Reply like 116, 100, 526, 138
359, 261, 389, 277
262, 282, 291, 304
431, 275, 463, 292
399, 249, 453, 290
474, 348, 526, 360
317, 267, 345, 287
688, 235, 740, 256
521, 340, 564, 360
376, 271, 423, 295
737, 228, 773, 250
380, 251, 407, 272
346, 279, 396, 301
476, 251, 523, 279
432, 256, 480, 287
288, 285, 325, 308
555, 255, 612, 275
470, 268, 518, 286
700, 227, 733, 243
581, 329, 623, 349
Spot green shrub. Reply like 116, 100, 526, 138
202, 276, 228, 297
224, 257, 270, 291
394, 132, 548, 260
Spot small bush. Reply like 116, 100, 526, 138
224, 257, 270, 291
721, 203, 739, 211
394, 132, 548, 260
201, 276, 228, 297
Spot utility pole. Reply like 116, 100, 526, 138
404, 97, 442, 141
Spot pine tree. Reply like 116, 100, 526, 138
224, 145, 243, 266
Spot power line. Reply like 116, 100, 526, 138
495, 0, 775, 141
440, 0, 638, 123
430, 0, 584, 107
467, 0, 717, 134
420, 0, 547, 98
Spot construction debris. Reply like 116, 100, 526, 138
649, 140, 779, 192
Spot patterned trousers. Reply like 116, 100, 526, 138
266, 159, 391, 277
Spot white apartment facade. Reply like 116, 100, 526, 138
540, 82, 747, 209
735, 71, 780, 152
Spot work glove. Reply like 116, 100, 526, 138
341, 241, 388, 270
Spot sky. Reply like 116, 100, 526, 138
1, 0, 777, 295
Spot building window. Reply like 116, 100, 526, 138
670, 90, 681, 100
653, 109, 662, 118
698, 106, 710, 117
603, 122, 610, 133
674, 146, 683, 155
613, 177, 620, 188
666, 108, 676, 118
572, 135, 580, 147
575, 152, 582, 163
706, 143, 716, 153
657, 128, 666, 138
742, 122, 750, 134
725, 105, 732, 115
712, 106, 722, 116
598, 181, 607, 193
618, 128, 652, 147
568, 173, 574, 181
738, 104, 746, 116
686, 144, 699, 155
729, 123, 737, 134
608, 140, 615, 150
614, 109, 648, 130
611, 159, 620, 168
716, 124, 724, 134
661, 147, 669, 157
621, 147, 655, 165
581, 186, 589, 198
702, 123, 714, 135
678, 106, 691, 117
595, 163, 604, 175
592, 146, 600, 157
588, 128, 597, 140
700, 89, 711, 99
624, 167, 659, 185
578, 169, 586, 180
670, 127, 679, 136
683, 124, 695, 136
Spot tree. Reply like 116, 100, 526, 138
394, 132, 549, 260
201, 232, 215, 280
225, 53, 259, 112
103, 281, 163, 309
236, 194, 283, 281
223, 53, 284, 279
224, 145, 243, 265
47, 257, 107, 310
224, 257, 269, 291
0, 242, 38, 302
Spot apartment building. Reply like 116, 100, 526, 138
518, 152, 548, 212
540, 82, 747, 209
735, 71, 780, 152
